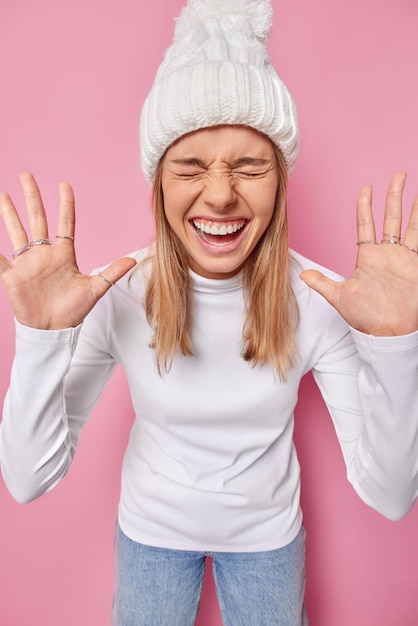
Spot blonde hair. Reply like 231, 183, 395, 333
142, 144, 299, 380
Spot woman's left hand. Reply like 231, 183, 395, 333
300, 172, 418, 336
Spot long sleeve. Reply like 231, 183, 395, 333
0, 319, 117, 503
289, 250, 418, 521
346, 329, 418, 519
310, 312, 418, 521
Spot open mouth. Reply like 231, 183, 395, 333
192, 218, 247, 245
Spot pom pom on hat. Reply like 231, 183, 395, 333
140, 0, 299, 184
174, 0, 273, 42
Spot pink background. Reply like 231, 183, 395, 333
1, 0, 418, 624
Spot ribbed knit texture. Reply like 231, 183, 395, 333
140, 0, 299, 183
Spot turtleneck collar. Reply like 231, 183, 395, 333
190, 269, 243, 295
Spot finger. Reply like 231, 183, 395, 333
19, 172, 49, 240
0, 251, 11, 274
299, 269, 341, 309
93, 257, 137, 294
382, 171, 406, 242
356, 184, 377, 244
402, 194, 418, 251
55, 182, 76, 242
0, 190, 29, 250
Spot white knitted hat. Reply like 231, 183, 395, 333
140, 0, 299, 184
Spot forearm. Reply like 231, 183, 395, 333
0, 323, 82, 503
346, 329, 418, 520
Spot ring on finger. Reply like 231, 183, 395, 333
13, 243, 32, 259
382, 233, 401, 241
381, 238, 399, 244
401, 244, 418, 255
30, 238, 53, 247
97, 273, 115, 287
56, 235, 76, 241
356, 240, 378, 246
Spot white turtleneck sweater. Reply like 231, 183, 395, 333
1, 249, 418, 551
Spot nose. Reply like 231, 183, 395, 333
202, 173, 237, 212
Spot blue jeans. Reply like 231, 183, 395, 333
112, 524, 308, 626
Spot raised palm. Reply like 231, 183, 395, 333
301, 172, 418, 336
0, 173, 136, 330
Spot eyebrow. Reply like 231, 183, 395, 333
170, 158, 206, 167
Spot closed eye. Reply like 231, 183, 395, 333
170, 158, 206, 178
235, 169, 270, 178
232, 158, 273, 179
173, 171, 206, 179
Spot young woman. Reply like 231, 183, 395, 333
1, 1, 418, 624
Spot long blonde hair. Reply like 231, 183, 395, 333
142, 144, 299, 380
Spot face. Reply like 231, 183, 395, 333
161, 125, 279, 279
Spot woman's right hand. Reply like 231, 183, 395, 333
0, 172, 137, 330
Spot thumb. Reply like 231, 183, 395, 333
95, 256, 137, 290
107, 256, 138, 283
300, 269, 341, 308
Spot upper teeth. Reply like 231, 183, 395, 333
193, 220, 245, 236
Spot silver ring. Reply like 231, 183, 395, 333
402, 244, 418, 255
56, 235, 75, 241
98, 273, 115, 287
383, 233, 401, 240
381, 238, 399, 244
356, 240, 378, 246
30, 238, 52, 247
13, 243, 32, 259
